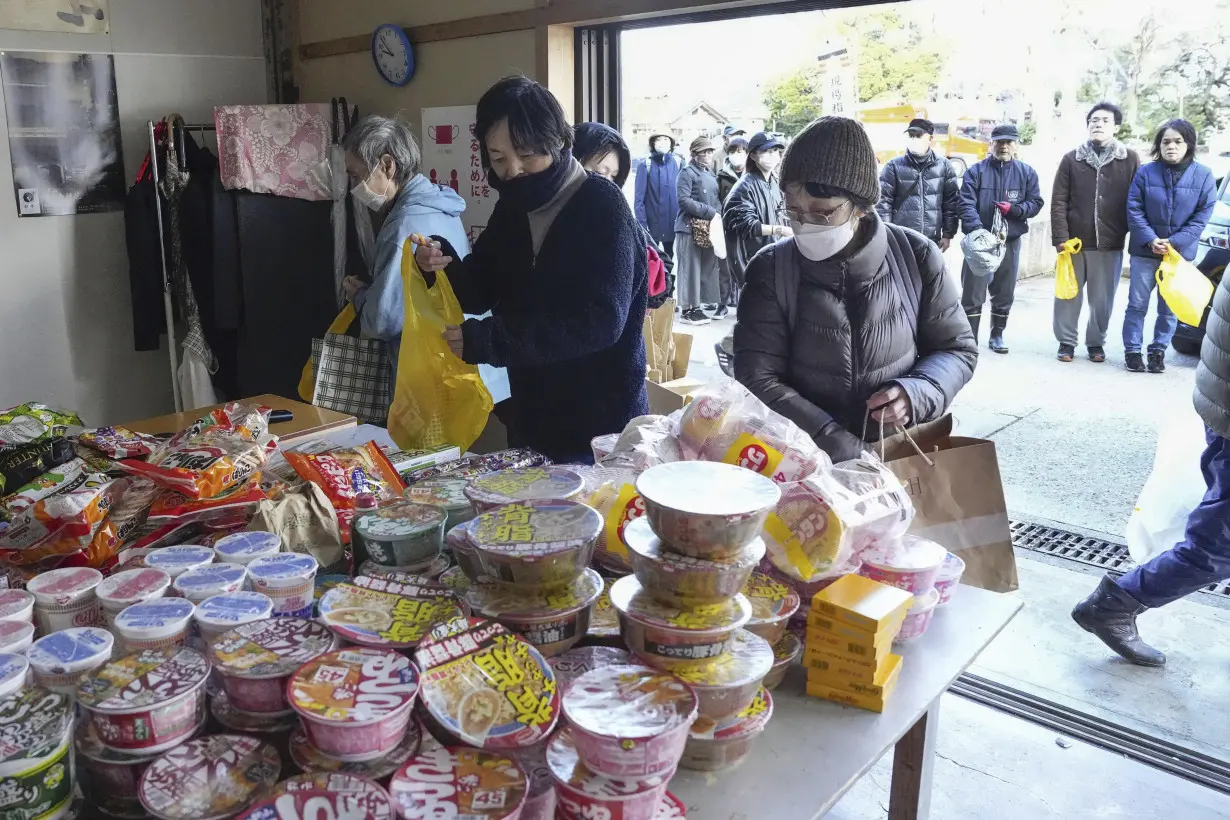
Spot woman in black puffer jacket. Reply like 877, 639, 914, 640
733, 116, 977, 461
723, 131, 791, 290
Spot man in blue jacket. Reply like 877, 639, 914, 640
959, 123, 1045, 353
635, 134, 682, 271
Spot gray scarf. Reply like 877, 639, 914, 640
1076, 139, 1127, 170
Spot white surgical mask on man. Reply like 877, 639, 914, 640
728, 151, 747, 170
907, 135, 931, 156
756, 151, 780, 174
791, 219, 856, 262
653, 138, 671, 154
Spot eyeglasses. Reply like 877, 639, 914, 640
778, 200, 853, 226
1088, 116, 1115, 125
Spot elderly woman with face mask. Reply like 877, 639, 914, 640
413, 77, 648, 464
733, 116, 978, 462
340, 115, 509, 406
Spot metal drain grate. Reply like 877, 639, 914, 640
1011, 519, 1230, 600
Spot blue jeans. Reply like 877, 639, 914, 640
1121, 255, 1177, 354
1117, 429, 1230, 608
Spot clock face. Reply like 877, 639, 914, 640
372, 24, 413, 86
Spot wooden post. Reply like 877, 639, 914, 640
888, 698, 939, 819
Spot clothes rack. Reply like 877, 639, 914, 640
146, 118, 217, 413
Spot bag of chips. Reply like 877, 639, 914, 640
118, 403, 277, 499
286, 441, 405, 542
0, 403, 83, 446
77, 426, 160, 459
147, 481, 266, 524
0, 467, 125, 565
402, 448, 549, 485
0, 437, 77, 496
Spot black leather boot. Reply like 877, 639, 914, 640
988, 313, 1009, 354
1071, 576, 1166, 666
966, 312, 981, 343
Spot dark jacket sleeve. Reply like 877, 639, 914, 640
1011, 165, 1045, 220
461, 200, 638, 369
959, 162, 983, 234
634, 160, 649, 228
677, 165, 717, 220
432, 219, 501, 316
723, 177, 766, 240
1050, 154, 1072, 246
733, 246, 865, 459
1170, 167, 1218, 258
891, 234, 978, 424
940, 160, 961, 239
876, 160, 898, 223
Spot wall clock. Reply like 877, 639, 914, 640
372, 23, 414, 87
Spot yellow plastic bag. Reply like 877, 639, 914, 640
1157, 246, 1214, 327
298, 303, 356, 402
387, 239, 493, 451
1055, 238, 1082, 300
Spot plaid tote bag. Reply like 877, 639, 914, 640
309, 333, 391, 425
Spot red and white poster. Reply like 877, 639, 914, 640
421, 105, 496, 246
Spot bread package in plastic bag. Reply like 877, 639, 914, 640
598, 414, 684, 472
677, 378, 829, 483
808, 455, 914, 553
574, 465, 643, 573
760, 477, 854, 583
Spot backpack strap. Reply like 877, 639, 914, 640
773, 244, 800, 332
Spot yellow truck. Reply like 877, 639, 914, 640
857, 104, 990, 177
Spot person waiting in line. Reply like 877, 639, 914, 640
716, 135, 749, 311
715, 123, 747, 172
876, 118, 967, 252
1073, 266, 1230, 666
339, 114, 509, 409
412, 76, 648, 464
734, 116, 977, 462
723, 132, 791, 295
1121, 119, 1217, 374
634, 133, 682, 273
958, 123, 1045, 354
1050, 102, 1140, 364
574, 121, 671, 308
674, 136, 722, 325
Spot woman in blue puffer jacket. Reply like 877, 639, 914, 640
1123, 119, 1217, 373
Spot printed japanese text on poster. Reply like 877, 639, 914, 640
421, 105, 497, 246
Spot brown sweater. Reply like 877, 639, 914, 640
1050, 142, 1140, 251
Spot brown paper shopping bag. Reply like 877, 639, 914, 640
880, 415, 1018, 593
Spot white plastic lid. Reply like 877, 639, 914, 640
26, 567, 103, 605
0, 620, 33, 653
636, 461, 781, 516
0, 653, 28, 698
144, 545, 215, 577
26, 627, 114, 673
96, 568, 173, 609
0, 589, 34, 621
194, 592, 274, 630
214, 531, 281, 563
248, 553, 318, 584
115, 597, 196, 639
172, 563, 247, 600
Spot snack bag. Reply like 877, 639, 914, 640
598, 414, 684, 472
117, 403, 277, 499
808, 456, 914, 553
0, 437, 77, 495
678, 378, 830, 483
761, 478, 853, 583
246, 482, 343, 571
402, 448, 550, 485
2, 458, 88, 520
146, 480, 266, 524
285, 441, 405, 541
0, 403, 84, 446
77, 426, 160, 459
0, 468, 126, 564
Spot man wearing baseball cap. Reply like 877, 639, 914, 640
958, 122, 1045, 353
876, 118, 971, 253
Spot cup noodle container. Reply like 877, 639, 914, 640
860, 536, 949, 597
76, 646, 210, 755
96, 567, 172, 627
548, 645, 631, 694
76, 717, 197, 820
173, 562, 248, 603
247, 553, 319, 617
463, 568, 604, 658
609, 575, 751, 666
622, 516, 765, 608
211, 689, 298, 764
465, 500, 601, 590
144, 545, 216, 580
213, 531, 282, 566
287, 721, 421, 783
262, 772, 396, 820
390, 746, 529, 820
510, 736, 557, 820
680, 686, 773, 771
317, 581, 463, 653
26, 567, 104, 633
655, 629, 773, 723
652, 792, 687, 819
0, 653, 28, 699
935, 552, 966, 606
463, 466, 586, 514
114, 597, 196, 654
137, 734, 282, 820
26, 626, 114, 697
0, 687, 75, 820
895, 588, 941, 644
0, 588, 34, 625
763, 632, 802, 691
288, 647, 420, 762
354, 502, 447, 569
208, 617, 337, 716
0, 620, 34, 655
547, 728, 669, 820
193, 591, 274, 640
561, 664, 697, 779
360, 553, 452, 582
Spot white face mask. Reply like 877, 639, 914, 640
652, 139, 671, 154
907, 136, 931, 156
351, 177, 388, 211
756, 152, 780, 174
728, 151, 747, 170
792, 219, 856, 261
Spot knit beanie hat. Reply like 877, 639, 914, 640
780, 116, 879, 203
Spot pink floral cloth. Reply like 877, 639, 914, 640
214, 104, 332, 201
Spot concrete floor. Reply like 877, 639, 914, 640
676, 272, 1230, 814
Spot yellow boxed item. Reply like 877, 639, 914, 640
801, 643, 887, 677
806, 626, 893, 666
807, 652, 902, 699
810, 574, 913, 632
805, 666, 901, 712
806, 609, 905, 648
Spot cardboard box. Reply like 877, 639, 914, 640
806, 666, 902, 712
807, 652, 902, 698
807, 609, 905, 649
811, 574, 914, 632
802, 640, 890, 675
802, 647, 887, 683
644, 302, 693, 384
806, 627, 893, 665
646, 374, 704, 415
